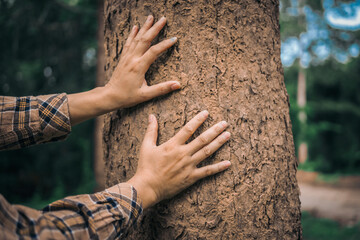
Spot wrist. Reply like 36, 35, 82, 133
93, 85, 120, 113
127, 175, 159, 209
102, 82, 129, 111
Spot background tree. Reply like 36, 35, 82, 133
281, 0, 360, 173
103, 0, 301, 239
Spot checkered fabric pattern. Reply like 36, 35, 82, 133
0, 184, 142, 239
0, 93, 71, 150
0, 93, 143, 239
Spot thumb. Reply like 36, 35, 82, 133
143, 114, 158, 146
142, 81, 181, 100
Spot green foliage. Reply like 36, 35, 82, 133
305, 0, 323, 11
280, 15, 306, 41
298, 160, 328, 172
284, 57, 360, 173
306, 59, 360, 173
302, 211, 360, 240
0, 0, 98, 208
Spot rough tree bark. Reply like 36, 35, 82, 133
103, 0, 302, 239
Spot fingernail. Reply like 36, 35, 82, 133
223, 161, 231, 167
202, 110, 209, 118
160, 16, 166, 21
149, 114, 154, 123
171, 82, 180, 90
170, 37, 177, 42
223, 131, 231, 140
221, 121, 228, 128
147, 15, 153, 21
132, 25, 137, 31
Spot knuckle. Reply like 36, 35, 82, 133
218, 135, 226, 144
214, 124, 222, 132
159, 84, 168, 93
138, 89, 148, 101
134, 57, 142, 65
198, 135, 207, 145
148, 46, 158, 55
203, 146, 212, 157
134, 37, 140, 43
140, 35, 150, 43
184, 124, 194, 134
129, 58, 141, 71
183, 172, 192, 183
205, 167, 213, 177
161, 149, 173, 161
163, 144, 173, 153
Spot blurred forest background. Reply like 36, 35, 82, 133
0, 0, 98, 208
0, 0, 359, 239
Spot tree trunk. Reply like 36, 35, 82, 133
297, 68, 307, 164
103, 0, 302, 239
94, 0, 106, 191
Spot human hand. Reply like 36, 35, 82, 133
67, 16, 179, 125
127, 111, 231, 209
104, 15, 180, 110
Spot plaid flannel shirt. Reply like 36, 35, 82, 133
0, 93, 142, 239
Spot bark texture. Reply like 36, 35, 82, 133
103, 0, 302, 239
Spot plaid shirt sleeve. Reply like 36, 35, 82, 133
0, 93, 144, 239
0, 183, 143, 239
0, 93, 71, 151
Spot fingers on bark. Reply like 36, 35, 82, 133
174, 110, 209, 144
194, 160, 231, 180
139, 81, 180, 101
134, 16, 168, 56
144, 114, 158, 146
191, 131, 231, 165
141, 38, 177, 70
122, 25, 138, 55
187, 121, 229, 154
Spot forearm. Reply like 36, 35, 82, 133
67, 87, 117, 126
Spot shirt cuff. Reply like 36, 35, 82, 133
36, 93, 71, 143
105, 183, 143, 227
42, 183, 143, 239
0, 93, 71, 151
